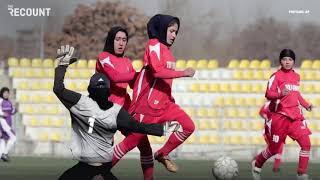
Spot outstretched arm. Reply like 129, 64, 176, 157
116, 108, 164, 136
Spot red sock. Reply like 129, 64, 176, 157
296, 135, 311, 174
137, 136, 154, 180
255, 147, 273, 168
273, 143, 284, 170
156, 131, 192, 157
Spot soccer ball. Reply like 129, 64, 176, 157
212, 156, 239, 180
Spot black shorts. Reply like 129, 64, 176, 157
58, 161, 118, 180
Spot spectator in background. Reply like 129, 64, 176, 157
0, 87, 17, 162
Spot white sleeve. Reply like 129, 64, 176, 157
0, 98, 4, 116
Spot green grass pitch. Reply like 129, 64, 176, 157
0, 157, 319, 180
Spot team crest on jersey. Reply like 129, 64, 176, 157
166, 62, 176, 70
285, 84, 299, 91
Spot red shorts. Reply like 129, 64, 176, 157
266, 113, 311, 146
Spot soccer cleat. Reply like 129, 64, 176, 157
1, 154, 10, 162
251, 160, 261, 180
154, 152, 178, 173
297, 174, 312, 180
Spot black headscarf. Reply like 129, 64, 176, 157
279, 49, 295, 62
147, 14, 180, 46
0, 87, 9, 100
103, 26, 129, 57
87, 73, 112, 110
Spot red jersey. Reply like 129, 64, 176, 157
129, 39, 185, 116
95, 52, 136, 109
266, 68, 310, 121
259, 101, 272, 121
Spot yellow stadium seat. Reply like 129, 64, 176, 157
197, 108, 208, 118
209, 135, 220, 144
220, 83, 231, 92
186, 59, 197, 68
213, 97, 224, 107
230, 83, 241, 93
233, 70, 243, 80
46, 69, 55, 78
224, 97, 235, 106
186, 135, 196, 144
76, 59, 87, 68
208, 109, 218, 118
249, 109, 260, 119
199, 119, 210, 130
304, 71, 316, 81
250, 121, 263, 130
42, 82, 53, 90
78, 82, 88, 91
25, 69, 35, 78
45, 94, 56, 103
8, 57, 19, 67
19, 81, 29, 90
230, 135, 242, 144
224, 108, 238, 118
227, 59, 239, 69
39, 132, 49, 142
238, 108, 249, 118
51, 132, 62, 142
66, 69, 80, 78
245, 97, 256, 106
260, 59, 271, 69
252, 84, 263, 93
209, 83, 220, 92
190, 83, 200, 92
196, 59, 208, 69
20, 58, 31, 67
79, 69, 92, 79
12, 69, 22, 77
207, 59, 219, 69
155, 136, 166, 144
301, 60, 312, 69
307, 122, 317, 131
132, 59, 143, 71
87, 59, 97, 69
199, 83, 209, 92
264, 70, 273, 80
19, 94, 30, 103
210, 120, 218, 129
223, 136, 230, 144
254, 70, 264, 80
176, 59, 186, 69
235, 97, 245, 106
31, 82, 42, 90
33, 69, 46, 78
40, 118, 51, 126
241, 83, 252, 93
199, 135, 209, 144
43, 58, 53, 67
286, 137, 295, 146
249, 59, 260, 69
31, 94, 42, 103
31, 58, 42, 67
184, 107, 196, 117
302, 84, 314, 93
51, 119, 64, 127
29, 117, 39, 127
243, 70, 254, 80
312, 60, 320, 69
66, 82, 77, 90
251, 135, 264, 145
239, 59, 250, 69
230, 120, 242, 130
304, 111, 312, 119
314, 111, 320, 120
255, 98, 265, 106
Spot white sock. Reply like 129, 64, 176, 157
0, 139, 5, 155
4, 135, 16, 154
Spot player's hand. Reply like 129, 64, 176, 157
281, 88, 289, 96
56, 45, 78, 66
306, 104, 313, 111
183, 68, 195, 77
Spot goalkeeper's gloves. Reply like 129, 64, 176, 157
56, 44, 78, 66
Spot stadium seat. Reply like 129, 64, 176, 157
40, 118, 51, 127
304, 111, 312, 119
186, 135, 196, 144
241, 83, 252, 93
29, 117, 39, 127
220, 83, 231, 92
186, 59, 197, 69
312, 59, 320, 69
20, 58, 31, 67
43, 58, 53, 67
255, 98, 265, 106
252, 84, 264, 93
87, 59, 97, 69
176, 59, 186, 69
238, 108, 248, 118
213, 97, 224, 107
230, 135, 242, 144
44, 94, 56, 103
207, 59, 219, 69
19, 94, 30, 103
224, 97, 235, 106
302, 84, 314, 93
42, 82, 53, 90
190, 83, 200, 92
314, 111, 320, 120
39, 132, 49, 142
197, 108, 208, 118
76, 59, 87, 68
253, 70, 264, 80
251, 135, 264, 145
184, 107, 196, 117
227, 59, 239, 69
230, 120, 242, 130
46, 69, 55, 78
31, 82, 42, 90
78, 82, 88, 91
66, 82, 77, 90
301, 59, 312, 69
233, 70, 243, 80
31, 58, 42, 67
245, 97, 256, 106
199, 83, 209, 92
51, 119, 64, 127
235, 97, 246, 106
199, 119, 210, 130
11, 68, 22, 77
131, 59, 143, 71
224, 108, 238, 118
209, 83, 220, 92
223, 136, 231, 144
66, 69, 80, 79
250, 121, 263, 130
209, 134, 220, 144
260, 59, 271, 69
209, 120, 218, 129
263, 70, 273, 79
51, 132, 63, 142
223, 120, 231, 129
8, 57, 19, 67
239, 59, 250, 69
18, 81, 29, 90
249, 109, 260, 118
31, 94, 42, 103
199, 135, 209, 144
230, 83, 241, 93
25, 69, 35, 78
249, 59, 260, 69
196, 59, 208, 69
79, 69, 92, 79
242, 70, 254, 80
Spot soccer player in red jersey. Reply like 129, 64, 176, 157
252, 49, 313, 180
259, 101, 284, 172
112, 14, 196, 179
96, 26, 137, 110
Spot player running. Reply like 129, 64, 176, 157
252, 49, 313, 180
0, 87, 17, 162
259, 101, 284, 172
54, 45, 171, 180
111, 14, 196, 178
95, 26, 137, 110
